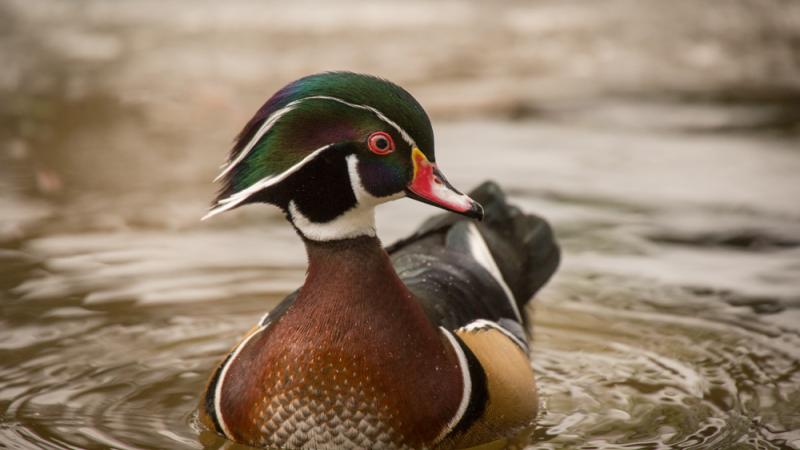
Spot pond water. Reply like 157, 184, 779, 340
2, 1, 800, 449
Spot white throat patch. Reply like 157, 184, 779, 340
287, 155, 402, 241
288, 200, 376, 241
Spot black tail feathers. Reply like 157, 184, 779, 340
468, 181, 560, 309
387, 181, 560, 310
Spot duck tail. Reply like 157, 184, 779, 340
466, 181, 560, 310
387, 181, 560, 313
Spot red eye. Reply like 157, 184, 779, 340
367, 132, 395, 155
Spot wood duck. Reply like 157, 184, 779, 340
198, 72, 559, 450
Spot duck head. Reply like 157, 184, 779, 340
203, 72, 483, 241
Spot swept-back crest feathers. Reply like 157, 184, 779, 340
205, 72, 435, 219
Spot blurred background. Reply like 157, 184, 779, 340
1, 0, 799, 449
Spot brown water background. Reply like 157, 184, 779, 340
1, 0, 800, 449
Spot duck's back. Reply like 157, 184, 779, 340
389, 181, 560, 336
387, 181, 560, 447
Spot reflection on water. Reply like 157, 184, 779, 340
2, 0, 800, 449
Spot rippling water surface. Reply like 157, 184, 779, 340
2, 1, 800, 449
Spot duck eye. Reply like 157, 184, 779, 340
367, 132, 395, 155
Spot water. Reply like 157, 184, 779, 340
2, 1, 800, 449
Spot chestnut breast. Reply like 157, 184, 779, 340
213, 240, 465, 449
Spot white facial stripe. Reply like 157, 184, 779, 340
303, 95, 416, 148
434, 327, 472, 445
212, 95, 416, 183
202, 144, 334, 221
288, 200, 376, 241
465, 223, 523, 323
214, 103, 300, 182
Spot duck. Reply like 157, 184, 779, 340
198, 72, 560, 450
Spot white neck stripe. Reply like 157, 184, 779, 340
214, 323, 269, 439
212, 95, 416, 183
434, 327, 472, 444
460, 318, 528, 352
288, 200, 376, 241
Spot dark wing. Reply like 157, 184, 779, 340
387, 181, 560, 345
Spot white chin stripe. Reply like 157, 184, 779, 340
288, 200, 376, 241
283, 155, 405, 241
